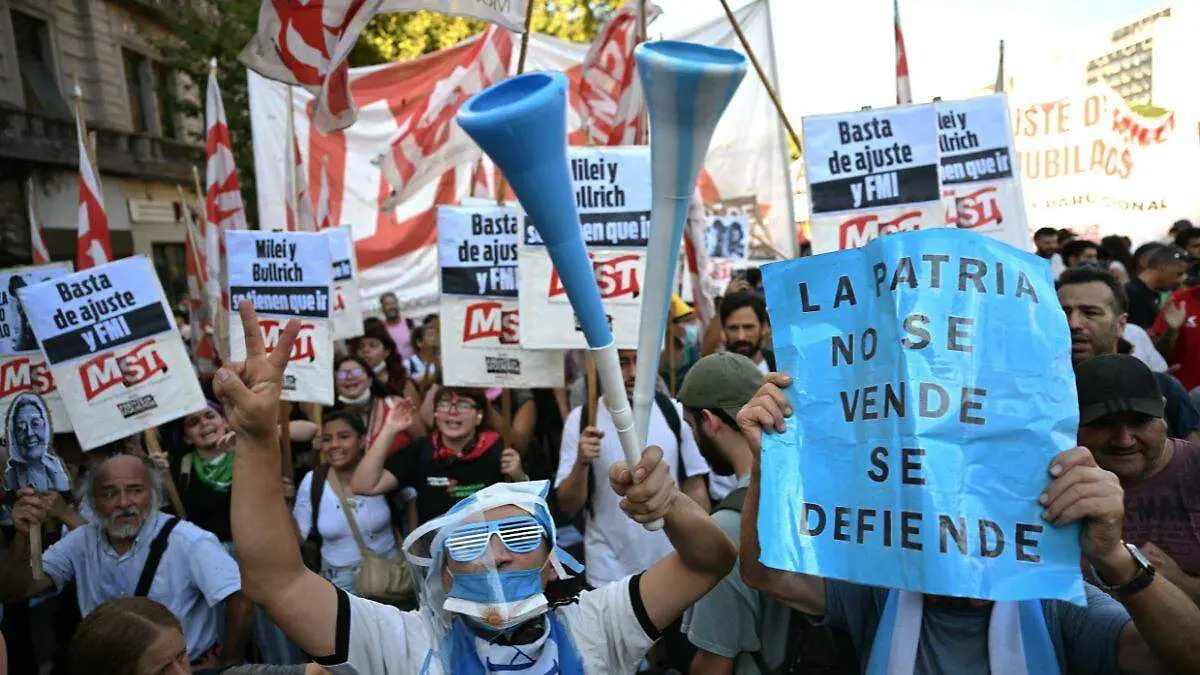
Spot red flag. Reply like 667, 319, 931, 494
894, 0, 911, 105
574, 2, 661, 146
75, 93, 112, 271
26, 180, 51, 265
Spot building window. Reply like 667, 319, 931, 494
11, 11, 68, 117
123, 49, 150, 133
151, 242, 188, 310
153, 62, 178, 139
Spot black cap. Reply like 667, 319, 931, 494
1075, 354, 1164, 425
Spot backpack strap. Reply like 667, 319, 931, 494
653, 391, 685, 488
135, 517, 181, 597
714, 486, 748, 515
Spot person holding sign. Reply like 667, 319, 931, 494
218, 301, 737, 673
736, 371, 1200, 674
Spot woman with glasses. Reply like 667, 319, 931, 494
350, 387, 525, 526
294, 411, 402, 597
330, 354, 427, 452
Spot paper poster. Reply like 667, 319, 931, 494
0, 264, 74, 433
17, 257, 206, 450
759, 229, 1084, 604
327, 226, 364, 340
706, 214, 750, 261
936, 95, 1031, 252
439, 207, 564, 389
226, 231, 334, 406
519, 146, 650, 349
804, 105, 947, 254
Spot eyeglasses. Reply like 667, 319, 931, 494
336, 368, 367, 381
436, 400, 477, 413
444, 516, 546, 562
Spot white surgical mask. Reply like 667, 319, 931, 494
337, 390, 371, 407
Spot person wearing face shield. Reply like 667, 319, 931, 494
218, 302, 737, 674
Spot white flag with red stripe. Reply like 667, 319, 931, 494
315, 156, 334, 231
574, 2, 660, 146
240, 0, 529, 134
894, 0, 912, 105
378, 25, 513, 208
287, 129, 318, 232
26, 181, 51, 265
75, 104, 112, 271
683, 190, 715, 330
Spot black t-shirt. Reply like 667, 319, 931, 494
168, 451, 232, 542
383, 436, 505, 525
1125, 277, 1161, 328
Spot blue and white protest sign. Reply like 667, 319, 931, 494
18, 257, 205, 450
759, 229, 1084, 604
0, 263, 74, 433
326, 226, 364, 341
227, 230, 334, 405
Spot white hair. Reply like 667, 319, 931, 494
79, 454, 166, 519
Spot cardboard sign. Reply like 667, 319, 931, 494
519, 146, 650, 349
0, 264, 74, 433
936, 95, 1031, 251
439, 206, 564, 388
2, 392, 70, 493
760, 229, 1084, 604
226, 231, 334, 405
706, 214, 750, 260
18, 257, 206, 450
327, 226, 364, 340
804, 105, 947, 254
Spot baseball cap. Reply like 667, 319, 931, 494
1147, 245, 1187, 268
1075, 354, 1164, 425
677, 352, 764, 420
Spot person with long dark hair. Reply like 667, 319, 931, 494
351, 318, 419, 401
328, 354, 426, 452
1100, 235, 1136, 283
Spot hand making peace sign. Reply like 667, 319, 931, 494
213, 301, 302, 442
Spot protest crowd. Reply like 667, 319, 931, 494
4, 1, 1200, 675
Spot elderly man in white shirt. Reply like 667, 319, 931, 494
2, 453, 252, 670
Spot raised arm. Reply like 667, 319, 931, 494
613, 446, 737, 632
218, 301, 338, 657
736, 372, 827, 616
554, 409, 600, 518
348, 400, 410, 496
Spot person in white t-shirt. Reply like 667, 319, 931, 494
217, 302, 737, 674
556, 349, 712, 588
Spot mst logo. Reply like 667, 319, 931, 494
0, 358, 56, 399
80, 340, 168, 401
462, 303, 519, 344
548, 254, 641, 300
260, 320, 317, 362
839, 211, 924, 249
955, 187, 1003, 229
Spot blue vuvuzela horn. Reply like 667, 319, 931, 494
631, 41, 748, 447
457, 72, 649, 520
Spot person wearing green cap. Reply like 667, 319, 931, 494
678, 354, 856, 674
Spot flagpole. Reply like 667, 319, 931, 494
285, 85, 298, 229
716, 0, 801, 153
995, 39, 1006, 93
496, 0, 540, 206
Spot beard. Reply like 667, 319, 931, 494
103, 507, 147, 540
727, 338, 761, 359
694, 426, 737, 477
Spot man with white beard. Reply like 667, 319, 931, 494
1, 454, 252, 670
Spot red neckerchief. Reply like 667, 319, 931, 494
432, 429, 501, 463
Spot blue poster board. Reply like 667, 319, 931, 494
760, 229, 1084, 604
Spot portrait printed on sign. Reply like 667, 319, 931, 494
0, 264, 75, 434
2, 392, 69, 493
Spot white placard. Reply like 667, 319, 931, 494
17, 257, 205, 450
0, 264, 74, 433
936, 94, 1031, 251
327, 226, 364, 340
519, 147, 650, 349
804, 104, 947, 253
439, 206, 564, 388
226, 231, 334, 405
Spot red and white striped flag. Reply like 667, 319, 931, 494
575, 2, 660, 147
894, 0, 912, 105
74, 89, 112, 271
182, 201, 219, 373
26, 179, 51, 265
240, 0, 529, 134
684, 190, 715, 330
286, 127, 318, 232
206, 62, 247, 358
378, 25, 514, 208
315, 156, 334, 231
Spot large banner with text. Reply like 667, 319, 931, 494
439, 206, 564, 388
0, 264, 74, 434
759, 229, 1084, 603
519, 147, 650, 349
18, 257, 205, 450
227, 231, 334, 405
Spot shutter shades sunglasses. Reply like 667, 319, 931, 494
444, 516, 547, 562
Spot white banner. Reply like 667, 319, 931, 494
439, 206, 564, 388
0, 264, 75, 434
327, 226, 364, 340
706, 214, 751, 261
1012, 85, 1200, 244
226, 231, 334, 405
936, 95, 1031, 252
519, 147, 649, 350
804, 103, 947, 253
17, 258, 204, 450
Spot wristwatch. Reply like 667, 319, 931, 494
1092, 542, 1156, 599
